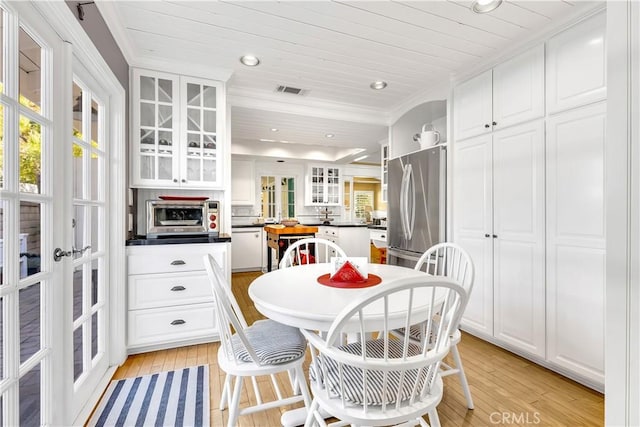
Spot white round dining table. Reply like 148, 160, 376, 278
248, 263, 435, 332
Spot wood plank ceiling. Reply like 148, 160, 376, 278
101, 0, 598, 163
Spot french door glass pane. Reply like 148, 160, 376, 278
19, 283, 40, 363
0, 8, 3, 91
19, 116, 41, 194
91, 98, 98, 147
72, 83, 82, 137
19, 201, 40, 277
0, 297, 3, 379
19, 28, 41, 114
73, 326, 82, 380
73, 143, 84, 199
0, 205, 4, 286
91, 312, 98, 359
0, 104, 4, 190
73, 205, 85, 260
19, 362, 40, 426
91, 258, 98, 306
90, 155, 102, 202
73, 265, 82, 323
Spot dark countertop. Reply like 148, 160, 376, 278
368, 225, 388, 230
232, 222, 369, 228
126, 234, 232, 246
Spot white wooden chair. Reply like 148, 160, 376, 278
279, 237, 347, 269
301, 276, 468, 427
203, 254, 312, 427
393, 242, 475, 410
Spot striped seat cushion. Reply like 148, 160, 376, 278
313, 339, 432, 405
395, 325, 424, 341
232, 320, 306, 365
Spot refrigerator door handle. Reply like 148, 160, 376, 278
399, 165, 408, 240
406, 163, 415, 241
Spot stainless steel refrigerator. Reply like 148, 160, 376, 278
387, 146, 446, 268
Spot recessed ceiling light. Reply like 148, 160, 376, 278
240, 55, 260, 67
471, 0, 502, 14
271, 128, 279, 132
354, 155, 369, 162
325, 133, 335, 138
259, 138, 276, 142
370, 81, 387, 90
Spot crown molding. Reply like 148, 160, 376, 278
228, 86, 390, 126
131, 57, 233, 82
94, 0, 136, 65
450, 1, 606, 85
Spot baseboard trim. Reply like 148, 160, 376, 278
460, 326, 604, 393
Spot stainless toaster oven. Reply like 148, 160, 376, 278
146, 199, 220, 238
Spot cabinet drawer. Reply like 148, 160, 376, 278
127, 244, 226, 275
129, 271, 213, 310
322, 228, 338, 237
370, 230, 387, 242
128, 303, 216, 347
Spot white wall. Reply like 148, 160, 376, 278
389, 100, 447, 159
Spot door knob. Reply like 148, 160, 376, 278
484, 124, 490, 128
54, 246, 91, 262
484, 233, 490, 238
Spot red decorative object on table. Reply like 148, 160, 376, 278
332, 260, 365, 282
316, 273, 382, 289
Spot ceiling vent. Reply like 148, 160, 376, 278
276, 85, 307, 95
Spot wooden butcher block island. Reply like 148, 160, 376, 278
264, 225, 318, 271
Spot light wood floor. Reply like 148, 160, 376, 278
111, 271, 604, 426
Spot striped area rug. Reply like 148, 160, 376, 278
88, 365, 209, 427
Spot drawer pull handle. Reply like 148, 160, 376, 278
170, 285, 186, 291
381, 235, 386, 239
170, 319, 186, 325
170, 260, 186, 266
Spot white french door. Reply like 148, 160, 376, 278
68, 63, 110, 420
0, 2, 63, 425
0, 2, 119, 425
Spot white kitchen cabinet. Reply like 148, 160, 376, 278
454, 120, 546, 358
131, 68, 224, 189
231, 160, 256, 205
126, 242, 229, 353
231, 227, 263, 271
453, 70, 493, 142
454, 45, 544, 141
318, 226, 370, 260
546, 12, 606, 115
452, 133, 494, 336
305, 165, 342, 205
546, 101, 605, 385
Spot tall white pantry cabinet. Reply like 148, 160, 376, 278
452, 11, 606, 388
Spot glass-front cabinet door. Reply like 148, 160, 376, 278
181, 77, 221, 188
130, 69, 223, 189
306, 165, 341, 205
131, 69, 179, 187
